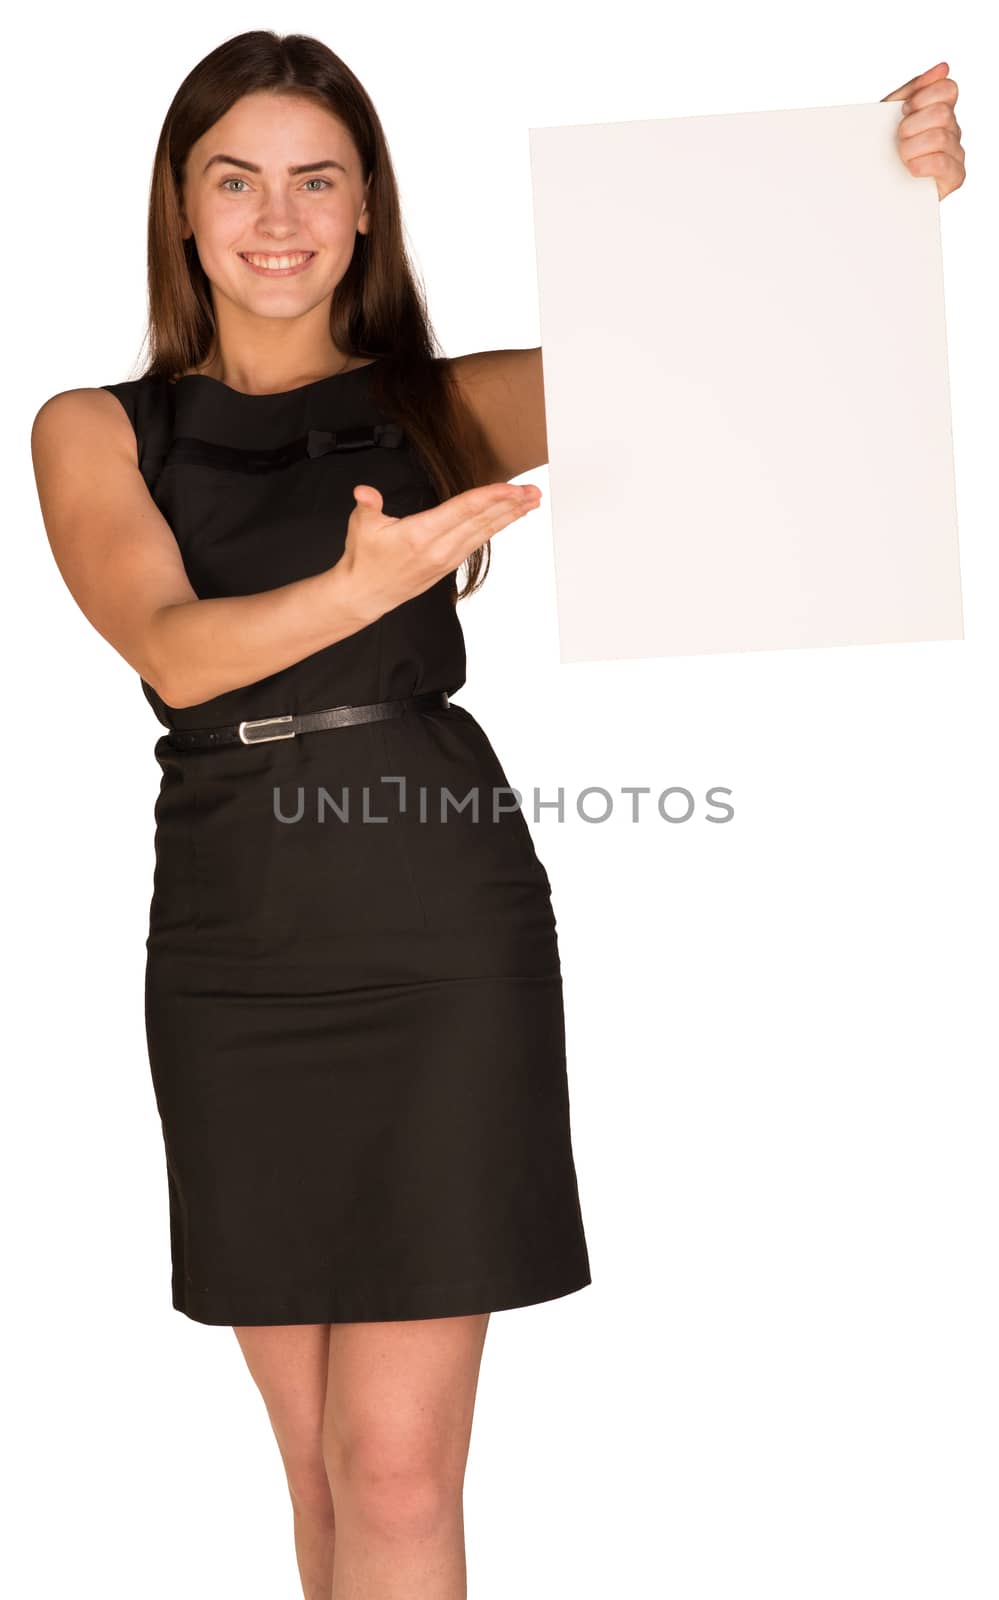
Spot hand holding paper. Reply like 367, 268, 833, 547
881, 61, 965, 200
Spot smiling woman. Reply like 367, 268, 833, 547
30, 26, 589, 1600
178, 95, 371, 336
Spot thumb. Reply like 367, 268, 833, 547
352, 483, 383, 512
880, 60, 949, 102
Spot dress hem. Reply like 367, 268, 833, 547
171, 1263, 593, 1326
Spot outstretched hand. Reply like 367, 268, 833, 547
339, 479, 542, 623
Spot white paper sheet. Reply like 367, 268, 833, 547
528, 102, 963, 661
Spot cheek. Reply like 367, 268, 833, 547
195, 240, 238, 283
189, 199, 239, 251
310, 204, 357, 246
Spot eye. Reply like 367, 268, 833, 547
218, 176, 332, 193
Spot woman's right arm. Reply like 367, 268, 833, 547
31, 389, 539, 711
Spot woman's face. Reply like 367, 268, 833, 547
180, 90, 370, 318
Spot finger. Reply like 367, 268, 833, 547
431, 487, 541, 558
898, 123, 963, 159
901, 77, 959, 117
460, 494, 541, 549
898, 149, 965, 190
898, 97, 960, 137
451, 489, 540, 547
881, 60, 949, 103
411, 482, 537, 541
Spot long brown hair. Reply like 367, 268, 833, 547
128, 29, 496, 601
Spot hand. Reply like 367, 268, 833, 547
337, 479, 542, 623
881, 61, 965, 200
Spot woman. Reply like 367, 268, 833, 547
30, 32, 964, 1600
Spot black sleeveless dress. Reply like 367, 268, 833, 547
101, 359, 592, 1326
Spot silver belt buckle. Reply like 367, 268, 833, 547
238, 714, 296, 745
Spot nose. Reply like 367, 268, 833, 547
253, 188, 301, 238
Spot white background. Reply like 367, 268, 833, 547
4, 2, 995, 1596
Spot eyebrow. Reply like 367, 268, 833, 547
202, 155, 348, 177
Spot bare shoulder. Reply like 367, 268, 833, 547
32, 383, 136, 431
32, 385, 138, 470
444, 346, 547, 479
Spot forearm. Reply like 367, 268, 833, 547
148, 562, 379, 710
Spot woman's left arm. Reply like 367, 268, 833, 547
447, 346, 547, 479
881, 59, 966, 199
454, 65, 965, 475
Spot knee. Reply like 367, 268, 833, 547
325, 1441, 457, 1540
284, 1456, 337, 1527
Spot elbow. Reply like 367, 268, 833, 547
141, 650, 201, 711
143, 606, 204, 710
139, 645, 185, 709
141, 667, 185, 710
147, 671, 203, 712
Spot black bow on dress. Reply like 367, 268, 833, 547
163, 421, 406, 475
307, 422, 404, 458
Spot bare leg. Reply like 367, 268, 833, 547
233, 1324, 337, 1600
323, 1313, 490, 1600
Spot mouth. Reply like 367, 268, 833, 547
238, 250, 316, 277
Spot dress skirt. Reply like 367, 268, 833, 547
142, 699, 592, 1325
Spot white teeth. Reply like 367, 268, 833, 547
242, 252, 313, 270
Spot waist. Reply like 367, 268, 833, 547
165, 690, 450, 752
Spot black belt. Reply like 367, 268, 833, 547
166, 690, 450, 751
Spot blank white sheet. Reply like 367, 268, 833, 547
527, 102, 963, 662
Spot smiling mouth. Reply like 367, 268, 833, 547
238, 250, 316, 275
